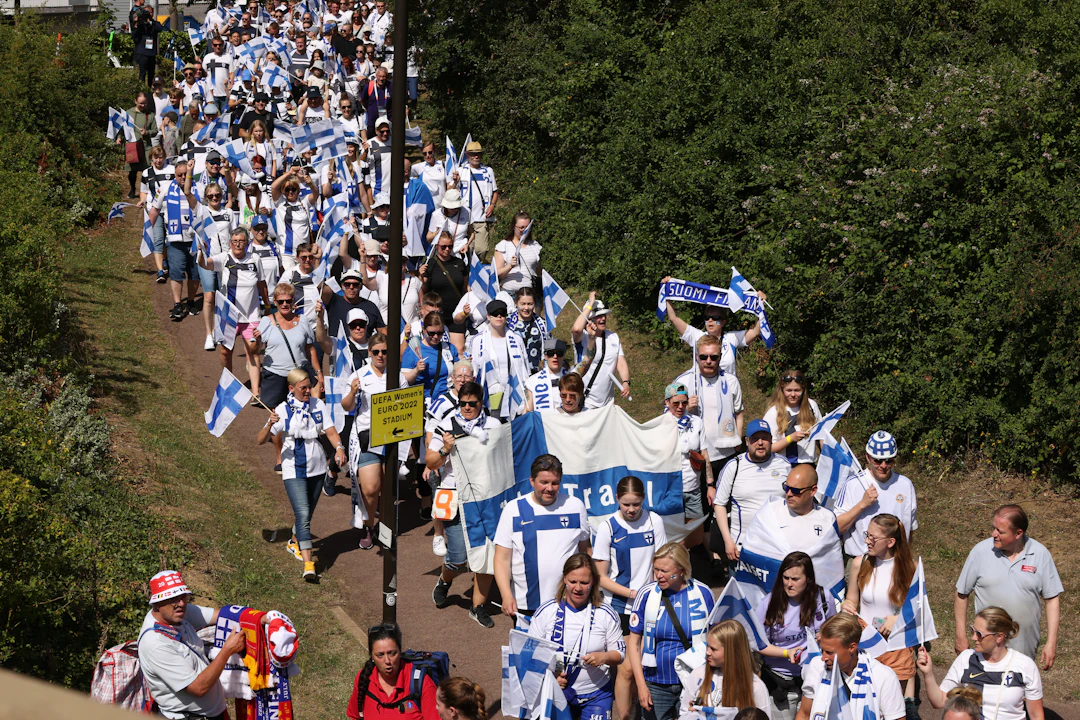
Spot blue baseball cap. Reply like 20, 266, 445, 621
745, 419, 771, 439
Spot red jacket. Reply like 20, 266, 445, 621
346, 661, 439, 720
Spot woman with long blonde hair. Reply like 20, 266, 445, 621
680, 620, 771, 717
762, 369, 821, 465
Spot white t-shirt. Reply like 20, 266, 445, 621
209, 251, 264, 322
137, 606, 226, 720
347, 364, 409, 430
680, 326, 747, 376
771, 500, 838, 554
427, 207, 472, 253
941, 649, 1042, 720
494, 493, 590, 612
674, 414, 707, 492
494, 239, 542, 295
412, 160, 446, 208
714, 452, 791, 545
576, 330, 624, 409
274, 196, 314, 257
457, 164, 497, 220
801, 655, 905, 720
674, 368, 744, 457
528, 600, 625, 697
680, 664, 772, 719
763, 400, 823, 465
203, 51, 235, 97
592, 511, 667, 615
453, 290, 489, 333
378, 273, 422, 328
835, 470, 918, 556
193, 204, 237, 256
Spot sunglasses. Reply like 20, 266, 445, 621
969, 626, 993, 641
340, 104, 352, 109
424, 329, 442, 337
275, 298, 294, 305
782, 375, 806, 384
668, 399, 688, 407
560, 392, 579, 400
459, 399, 481, 408
342, 281, 361, 288
782, 483, 815, 496
205, 194, 222, 200
348, 321, 367, 329
370, 348, 387, 356
298, 255, 315, 262
698, 354, 719, 362
704, 315, 725, 322
422, 150, 434, 156
545, 350, 563, 357
869, 457, 895, 466
437, 244, 452, 250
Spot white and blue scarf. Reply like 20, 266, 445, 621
164, 181, 192, 241
640, 580, 711, 668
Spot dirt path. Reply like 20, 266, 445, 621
146, 278, 1080, 720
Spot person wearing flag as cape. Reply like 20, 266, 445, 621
796, 613, 905, 720
138, 569, 251, 720
660, 275, 769, 375
469, 299, 530, 421
528, 554, 626, 720
734, 464, 844, 607
756, 552, 836, 720
834, 431, 918, 556
840, 514, 920, 720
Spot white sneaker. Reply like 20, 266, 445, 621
432, 535, 447, 557
204, 334, 215, 351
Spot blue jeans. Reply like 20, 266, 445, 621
283, 473, 324, 550
442, 514, 467, 571
406, 76, 418, 102
643, 681, 682, 720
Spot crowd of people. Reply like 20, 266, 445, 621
120, 1, 1066, 719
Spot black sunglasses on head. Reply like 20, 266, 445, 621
782, 375, 806, 384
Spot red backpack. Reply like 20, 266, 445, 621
90, 640, 154, 713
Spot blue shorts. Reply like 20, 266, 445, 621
442, 514, 468, 571
569, 687, 613, 720
197, 265, 220, 294
150, 215, 165, 253
166, 242, 195, 281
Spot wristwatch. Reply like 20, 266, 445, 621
438, 448, 448, 457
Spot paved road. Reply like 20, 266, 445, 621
147, 277, 1080, 720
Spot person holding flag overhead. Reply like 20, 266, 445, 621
834, 431, 918, 556
571, 292, 631, 409
796, 613, 905, 720
627, 542, 715, 720
756, 552, 836, 720
257, 367, 348, 582
839, 514, 920, 720
660, 275, 770, 375
450, 141, 499, 262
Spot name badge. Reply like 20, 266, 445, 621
1021, 565, 1037, 573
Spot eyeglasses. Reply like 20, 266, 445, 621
230, 238, 248, 245
275, 298, 294, 305
668, 399, 688, 407
698, 354, 719, 362
459, 399, 481, 408
298, 255, 315, 262
969, 626, 992, 641
783, 483, 815, 496
864, 532, 888, 544
340, 104, 352, 109
370, 348, 387, 356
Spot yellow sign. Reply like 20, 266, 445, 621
370, 385, 425, 447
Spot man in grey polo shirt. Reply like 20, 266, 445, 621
954, 504, 1063, 669
137, 570, 248, 720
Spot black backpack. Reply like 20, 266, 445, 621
356, 650, 452, 717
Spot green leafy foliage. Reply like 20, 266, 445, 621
416, 0, 1080, 482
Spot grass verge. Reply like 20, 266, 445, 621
64, 215, 366, 719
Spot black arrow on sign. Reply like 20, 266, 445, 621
392, 427, 405, 437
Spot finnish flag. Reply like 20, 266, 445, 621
108, 202, 133, 225
501, 629, 560, 720
537, 668, 572, 720
221, 138, 257, 179
140, 216, 155, 258
804, 400, 851, 444
444, 136, 457, 177
194, 116, 231, 144
205, 368, 253, 437
885, 558, 938, 651
541, 270, 570, 330
817, 432, 859, 506
468, 252, 500, 303
674, 577, 770, 683
323, 376, 348, 433
212, 291, 240, 350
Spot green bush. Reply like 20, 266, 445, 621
0, 374, 160, 688
415, 0, 1080, 482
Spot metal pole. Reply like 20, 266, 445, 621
380, 0, 408, 623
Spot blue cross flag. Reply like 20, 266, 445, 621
205, 368, 253, 437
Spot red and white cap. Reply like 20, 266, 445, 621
265, 610, 299, 668
149, 570, 191, 605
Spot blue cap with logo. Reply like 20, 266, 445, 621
745, 419, 771, 438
